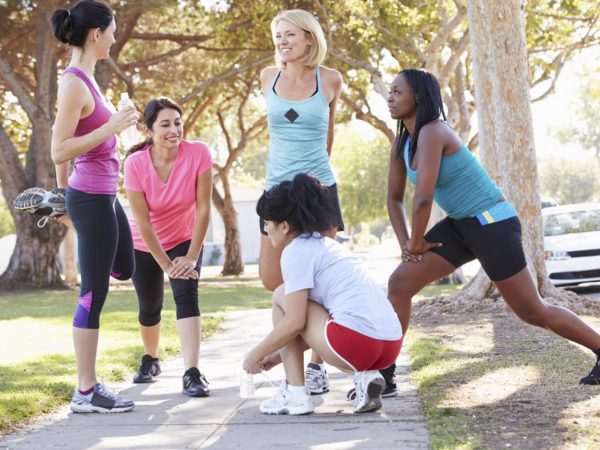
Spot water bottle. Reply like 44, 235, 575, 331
239, 369, 255, 399
117, 92, 138, 150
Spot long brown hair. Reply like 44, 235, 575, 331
126, 97, 183, 158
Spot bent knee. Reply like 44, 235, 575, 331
513, 304, 549, 328
388, 270, 419, 298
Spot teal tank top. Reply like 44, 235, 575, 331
265, 67, 335, 190
403, 138, 503, 219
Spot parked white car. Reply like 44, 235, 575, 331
543, 203, 600, 286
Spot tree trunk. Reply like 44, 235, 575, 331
211, 172, 244, 276
463, 0, 558, 299
0, 4, 67, 290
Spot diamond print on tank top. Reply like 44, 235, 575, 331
284, 108, 299, 123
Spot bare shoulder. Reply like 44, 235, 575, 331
58, 73, 87, 95
319, 66, 343, 88
419, 121, 457, 143
260, 66, 278, 89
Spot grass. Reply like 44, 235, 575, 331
0, 280, 271, 433
407, 308, 600, 449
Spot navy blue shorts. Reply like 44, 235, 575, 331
259, 183, 345, 236
425, 215, 527, 281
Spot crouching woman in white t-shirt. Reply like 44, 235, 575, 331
243, 173, 403, 415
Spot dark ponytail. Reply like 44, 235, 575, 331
126, 97, 184, 158
256, 174, 337, 235
51, 0, 114, 47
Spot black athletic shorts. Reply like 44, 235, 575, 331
259, 183, 345, 236
425, 215, 527, 281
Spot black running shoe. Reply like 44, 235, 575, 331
133, 354, 161, 383
580, 357, 600, 385
182, 367, 210, 397
13, 187, 67, 228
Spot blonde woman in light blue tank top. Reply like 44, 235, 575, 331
258, 9, 343, 395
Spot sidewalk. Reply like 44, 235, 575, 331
1, 308, 428, 449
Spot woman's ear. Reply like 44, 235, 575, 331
143, 125, 153, 139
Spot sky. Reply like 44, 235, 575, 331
530, 46, 598, 162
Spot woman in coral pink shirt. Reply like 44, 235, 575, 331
124, 97, 212, 397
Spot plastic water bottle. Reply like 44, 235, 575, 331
239, 369, 255, 399
117, 92, 138, 150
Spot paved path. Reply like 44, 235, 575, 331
1, 308, 428, 450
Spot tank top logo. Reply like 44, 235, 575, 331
284, 108, 299, 123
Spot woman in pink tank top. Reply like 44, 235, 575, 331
50, 0, 139, 414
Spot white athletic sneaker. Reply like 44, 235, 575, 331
305, 364, 329, 394
352, 370, 386, 413
70, 382, 134, 413
259, 380, 314, 415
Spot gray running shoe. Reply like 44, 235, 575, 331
305, 363, 329, 395
70, 383, 134, 413
13, 187, 66, 228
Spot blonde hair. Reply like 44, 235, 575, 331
270, 9, 327, 69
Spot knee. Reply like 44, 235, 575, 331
111, 270, 133, 281
388, 270, 416, 299
139, 301, 162, 326
514, 304, 548, 328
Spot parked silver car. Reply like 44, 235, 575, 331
543, 203, 600, 286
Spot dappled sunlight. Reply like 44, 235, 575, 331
435, 323, 495, 354
0, 318, 73, 364
439, 366, 540, 409
416, 357, 484, 387
558, 393, 600, 433
310, 439, 369, 450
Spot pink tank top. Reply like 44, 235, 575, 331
64, 67, 119, 194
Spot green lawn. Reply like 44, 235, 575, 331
0, 281, 271, 433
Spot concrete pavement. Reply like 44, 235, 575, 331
1, 308, 428, 450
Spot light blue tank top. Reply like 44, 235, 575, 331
403, 137, 503, 219
265, 67, 335, 190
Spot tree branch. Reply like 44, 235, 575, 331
425, 2, 467, 72
179, 54, 272, 105
0, 55, 38, 119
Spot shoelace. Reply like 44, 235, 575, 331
139, 358, 156, 375
96, 380, 121, 401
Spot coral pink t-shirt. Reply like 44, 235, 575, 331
124, 140, 212, 252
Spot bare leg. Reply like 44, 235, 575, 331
140, 323, 160, 358
495, 267, 600, 350
388, 251, 456, 333
300, 301, 354, 373
177, 316, 201, 370
73, 328, 99, 390
272, 286, 304, 385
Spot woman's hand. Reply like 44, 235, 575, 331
53, 214, 75, 233
169, 255, 198, 279
243, 350, 263, 374
105, 106, 139, 135
259, 352, 282, 371
402, 238, 442, 262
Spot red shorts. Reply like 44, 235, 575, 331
324, 319, 403, 371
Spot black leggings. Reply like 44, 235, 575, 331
66, 187, 135, 329
132, 240, 203, 327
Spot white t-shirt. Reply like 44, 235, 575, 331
281, 234, 402, 341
